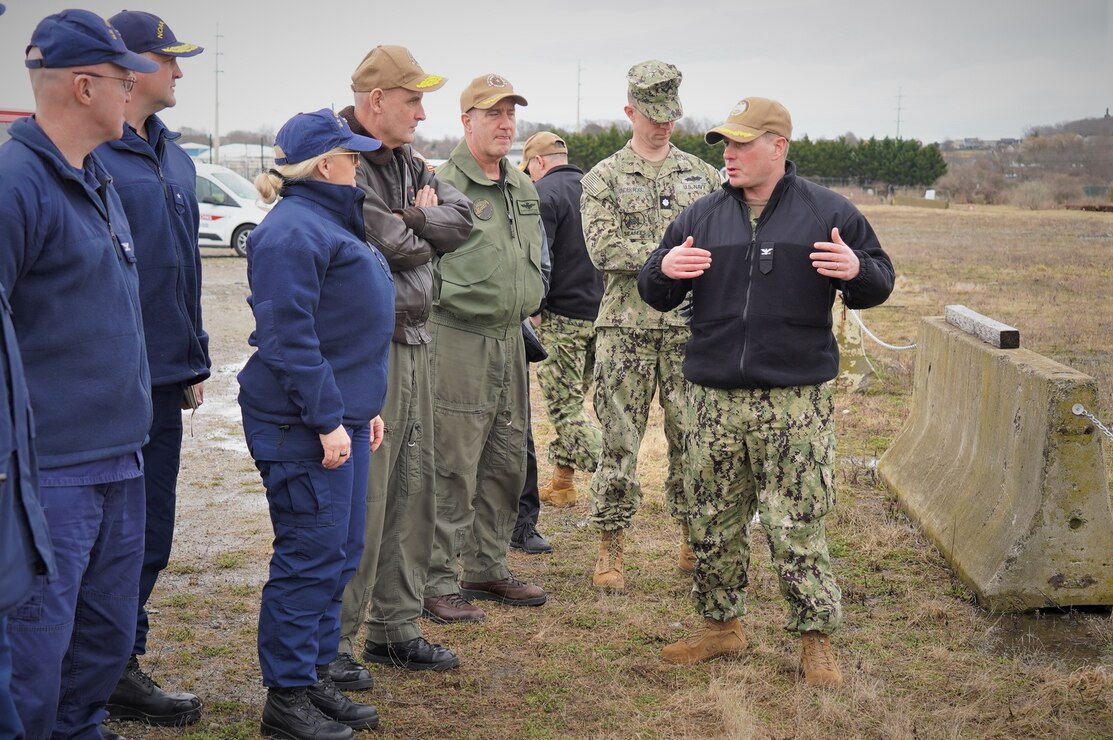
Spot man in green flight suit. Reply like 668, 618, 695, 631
424, 74, 547, 622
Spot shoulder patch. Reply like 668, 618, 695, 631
581, 170, 608, 198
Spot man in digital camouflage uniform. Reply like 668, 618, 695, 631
580, 61, 720, 591
637, 97, 894, 688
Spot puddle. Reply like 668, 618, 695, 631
985, 606, 1113, 668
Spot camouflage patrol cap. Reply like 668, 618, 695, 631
626, 60, 682, 123
459, 73, 528, 114
705, 97, 793, 144
351, 45, 446, 93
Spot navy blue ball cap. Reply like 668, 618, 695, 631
274, 109, 382, 166
109, 10, 203, 57
24, 9, 158, 72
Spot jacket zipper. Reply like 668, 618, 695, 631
739, 203, 757, 383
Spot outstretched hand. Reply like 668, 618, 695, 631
661, 236, 712, 279
810, 227, 859, 280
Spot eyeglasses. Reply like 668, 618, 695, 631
326, 152, 360, 165
72, 71, 136, 93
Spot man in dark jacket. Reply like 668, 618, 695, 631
333, 45, 473, 677
0, 11, 156, 737
95, 11, 209, 726
638, 97, 894, 689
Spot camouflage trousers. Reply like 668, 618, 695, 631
684, 382, 843, 634
535, 311, 601, 473
589, 326, 688, 531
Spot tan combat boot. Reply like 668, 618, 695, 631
661, 617, 747, 664
540, 464, 576, 507
799, 631, 843, 688
592, 529, 625, 590
678, 526, 696, 573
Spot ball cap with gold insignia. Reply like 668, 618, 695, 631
273, 108, 382, 166
519, 131, 567, 172
351, 45, 446, 93
25, 9, 158, 72
460, 74, 528, 114
627, 60, 682, 124
108, 10, 203, 58
705, 97, 793, 145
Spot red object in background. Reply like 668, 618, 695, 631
0, 109, 32, 123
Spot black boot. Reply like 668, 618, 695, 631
363, 636, 460, 671
107, 655, 202, 726
308, 666, 379, 730
326, 652, 373, 690
261, 686, 353, 740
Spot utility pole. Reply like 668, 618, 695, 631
576, 59, 583, 132
895, 85, 904, 140
213, 24, 223, 165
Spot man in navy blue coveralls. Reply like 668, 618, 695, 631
96, 10, 210, 727
0, 10, 156, 738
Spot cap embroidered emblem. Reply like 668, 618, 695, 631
486, 74, 507, 88
730, 100, 748, 116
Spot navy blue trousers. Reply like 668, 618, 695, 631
516, 375, 540, 533
248, 421, 370, 688
9, 469, 144, 739
134, 384, 184, 655
0, 617, 21, 740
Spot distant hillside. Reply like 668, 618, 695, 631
1029, 112, 1113, 138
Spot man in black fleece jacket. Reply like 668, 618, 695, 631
638, 97, 894, 689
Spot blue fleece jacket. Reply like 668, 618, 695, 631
0, 117, 152, 468
0, 284, 56, 613
97, 115, 211, 388
237, 179, 394, 434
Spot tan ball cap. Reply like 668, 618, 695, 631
705, 97, 793, 144
519, 131, 567, 171
460, 73, 528, 114
351, 45, 446, 93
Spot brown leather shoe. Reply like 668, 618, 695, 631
422, 594, 486, 624
459, 577, 547, 606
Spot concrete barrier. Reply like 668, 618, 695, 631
878, 316, 1113, 611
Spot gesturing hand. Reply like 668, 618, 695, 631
810, 227, 860, 280
661, 236, 712, 279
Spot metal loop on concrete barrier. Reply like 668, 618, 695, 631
849, 310, 917, 351
1072, 403, 1113, 443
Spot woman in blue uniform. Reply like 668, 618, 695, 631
237, 109, 394, 740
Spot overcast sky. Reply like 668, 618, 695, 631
2, 0, 1110, 146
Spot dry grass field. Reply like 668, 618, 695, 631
113, 204, 1113, 739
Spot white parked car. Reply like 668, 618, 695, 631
194, 163, 272, 257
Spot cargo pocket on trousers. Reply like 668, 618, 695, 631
400, 420, 422, 498
809, 432, 838, 518
259, 460, 334, 528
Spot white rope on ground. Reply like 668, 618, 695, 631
850, 309, 917, 351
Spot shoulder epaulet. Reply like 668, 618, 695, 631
581, 170, 608, 198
